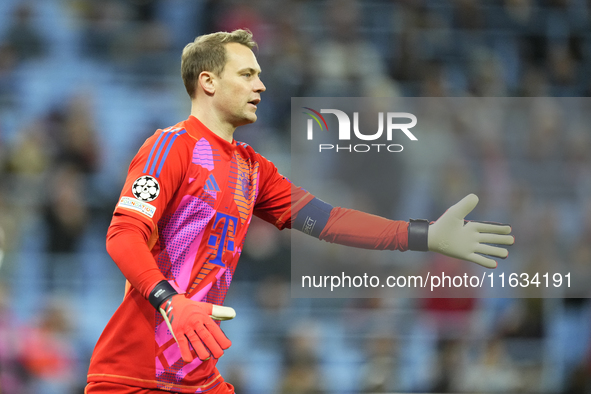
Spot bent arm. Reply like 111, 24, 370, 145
106, 214, 166, 299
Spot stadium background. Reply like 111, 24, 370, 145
0, 0, 590, 392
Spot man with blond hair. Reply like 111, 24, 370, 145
86, 29, 513, 393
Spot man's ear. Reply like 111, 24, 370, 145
198, 71, 216, 95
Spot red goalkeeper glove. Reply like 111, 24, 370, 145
149, 281, 235, 362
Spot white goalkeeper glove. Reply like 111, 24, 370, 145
408, 194, 515, 268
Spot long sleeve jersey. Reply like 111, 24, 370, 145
88, 115, 409, 392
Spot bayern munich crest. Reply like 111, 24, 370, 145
132, 176, 160, 202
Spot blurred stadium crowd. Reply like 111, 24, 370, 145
0, 0, 590, 393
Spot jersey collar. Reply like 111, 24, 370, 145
186, 115, 236, 160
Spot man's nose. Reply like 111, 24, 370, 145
254, 78, 266, 93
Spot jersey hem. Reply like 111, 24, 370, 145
87, 372, 224, 393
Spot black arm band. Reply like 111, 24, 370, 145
148, 280, 178, 310
408, 219, 429, 251
293, 197, 333, 238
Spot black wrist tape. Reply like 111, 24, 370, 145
148, 280, 178, 310
408, 219, 429, 251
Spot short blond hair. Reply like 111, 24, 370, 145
181, 29, 257, 98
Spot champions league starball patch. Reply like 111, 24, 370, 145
132, 176, 160, 202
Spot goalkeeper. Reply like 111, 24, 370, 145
85, 29, 514, 394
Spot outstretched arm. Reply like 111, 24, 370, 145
293, 193, 514, 268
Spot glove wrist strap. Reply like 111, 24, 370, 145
149, 280, 178, 310
408, 219, 429, 251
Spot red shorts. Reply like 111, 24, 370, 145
85, 381, 235, 394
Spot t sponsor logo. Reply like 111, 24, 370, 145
207, 212, 238, 267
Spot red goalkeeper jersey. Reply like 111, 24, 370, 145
87, 116, 312, 392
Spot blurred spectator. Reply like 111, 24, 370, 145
215, 0, 270, 47
51, 93, 101, 174
43, 163, 89, 290
7, 92, 95, 173
127, 0, 160, 23
20, 298, 78, 394
430, 338, 464, 392
221, 364, 247, 394
467, 48, 508, 96
279, 321, 324, 394
43, 163, 89, 254
253, 275, 292, 352
498, 298, 544, 339
563, 355, 591, 394
458, 337, 522, 392
0, 284, 31, 394
125, 19, 175, 85
360, 332, 400, 392
0, 42, 18, 109
502, 0, 534, 27
76, 0, 131, 61
264, 2, 312, 132
256, 275, 291, 313
419, 61, 451, 97
243, 216, 292, 281
0, 190, 22, 266
565, 128, 591, 204
479, 135, 513, 218
526, 97, 566, 162
5, 121, 50, 177
547, 41, 580, 95
2, 2, 46, 62
309, 0, 398, 97
453, 0, 485, 31
388, 3, 427, 89
519, 63, 551, 96
567, 224, 591, 298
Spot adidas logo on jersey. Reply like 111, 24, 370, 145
204, 174, 220, 192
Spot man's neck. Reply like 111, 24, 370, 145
190, 103, 235, 143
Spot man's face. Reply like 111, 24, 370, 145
213, 43, 266, 128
